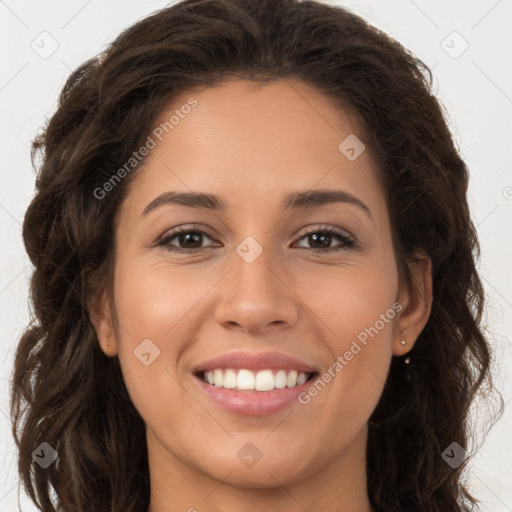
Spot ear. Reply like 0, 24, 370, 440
393, 251, 433, 356
87, 288, 119, 357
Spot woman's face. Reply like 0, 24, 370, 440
93, 78, 429, 492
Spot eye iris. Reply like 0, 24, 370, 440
179, 232, 202, 248
309, 233, 331, 249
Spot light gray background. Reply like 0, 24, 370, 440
1, 0, 511, 510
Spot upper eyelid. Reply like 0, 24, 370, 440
295, 224, 352, 239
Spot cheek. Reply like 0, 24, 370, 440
295, 250, 399, 343
108, 256, 207, 416
112, 255, 211, 344
294, 254, 398, 413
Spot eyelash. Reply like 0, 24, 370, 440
155, 225, 355, 254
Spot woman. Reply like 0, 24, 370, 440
10, 0, 499, 511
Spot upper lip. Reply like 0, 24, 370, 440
193, 350, 318, 374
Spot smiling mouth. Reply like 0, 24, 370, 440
195, 368, 318, 392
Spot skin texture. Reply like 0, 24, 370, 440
90, 79, 432, 512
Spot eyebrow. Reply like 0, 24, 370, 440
141, 189, 373, 220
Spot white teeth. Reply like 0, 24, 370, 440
274, 370, 287, 389
237, 369, 255, 390
297, 372, 307, 385
287, 370, 298, 387
213, 369, 223, 387
255, 370, 274, 391
223, 369, 237, 388
203, 368, 312, 391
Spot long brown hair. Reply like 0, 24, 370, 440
11, 1, 500, 511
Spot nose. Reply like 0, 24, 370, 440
214, 246, 299, 336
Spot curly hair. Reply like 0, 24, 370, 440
10, 0, 500, 511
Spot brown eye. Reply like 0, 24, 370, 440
157, 227, 218, 252
294, 228, 354, 252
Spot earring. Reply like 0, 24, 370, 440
400, 339, 406, 346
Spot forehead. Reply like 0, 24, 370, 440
119, 78, 386, 220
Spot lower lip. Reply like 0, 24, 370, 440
194, 374, 318, 416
